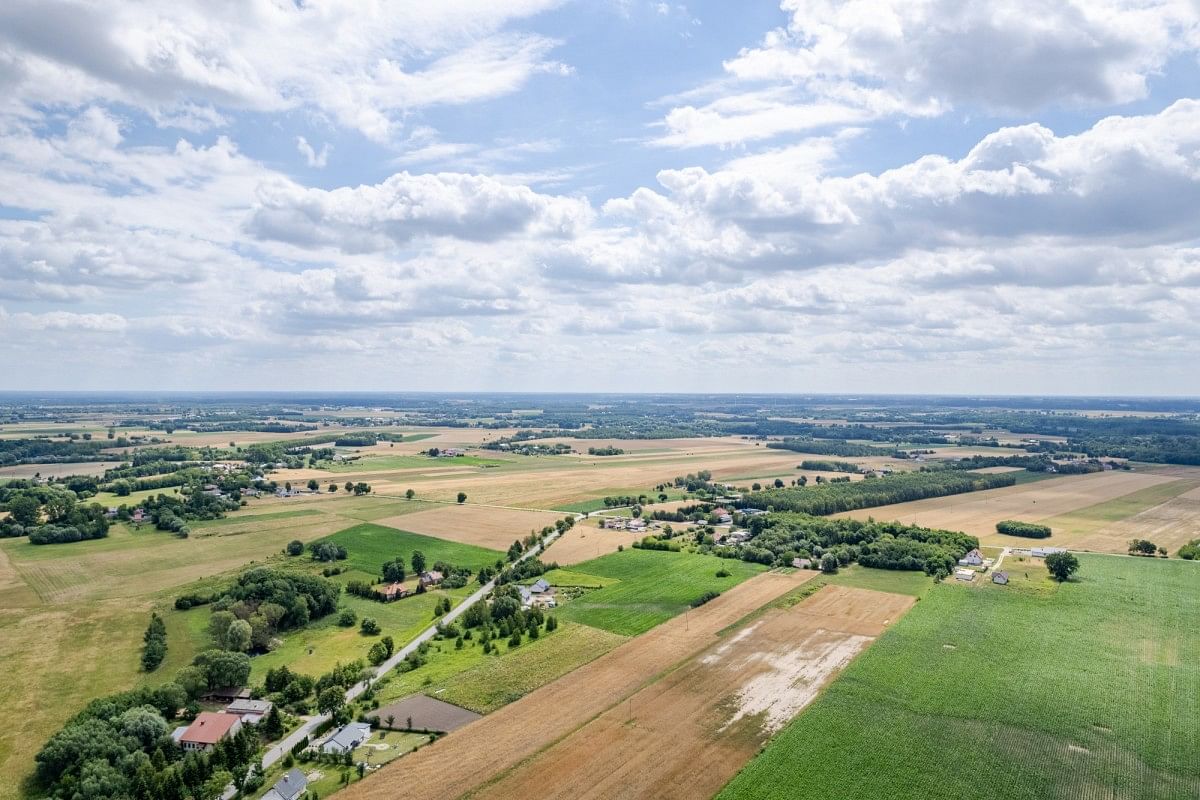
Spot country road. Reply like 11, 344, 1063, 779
224, 524, 568, 797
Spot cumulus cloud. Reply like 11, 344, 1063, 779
295, 137, 330, 169
0, 0, 568, 141
653, 0, 1200, 147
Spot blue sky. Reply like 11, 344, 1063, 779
0, 0, 1198, 394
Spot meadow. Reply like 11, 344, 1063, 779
717, 555, 1200, 800
316, 522, 504, 575
550, 549, 768, 636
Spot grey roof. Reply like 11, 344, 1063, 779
323, 722, 371, 752
266, 768, 307, 800
530, 578, 550, 593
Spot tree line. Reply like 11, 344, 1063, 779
738, 470, 1017, 516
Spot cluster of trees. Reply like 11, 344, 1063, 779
455, 585, 557, 652
495, 557, 558, 585
995, 520, 1053, 539
602, 494, 647, 507
193, 569, 340, 654
0, 437, 110, 466
309, 541, 349, 562
799, 460, 862, 473
633, 536, 681, 552
1128, 538, 1167, 557
0, 485, 110, 544
1178, 538, 1200, 560
34, 683, 262, 800
711, 513, 979, 578
671, 470, 717, 493
740, 471, 1017, 517
587, 446, 625, 456
141, 613, 168, 672
141, 491, 240, 536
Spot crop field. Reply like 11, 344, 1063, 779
339, 570, 815, 800
0, 460, 123, 479
376, 620, 627, 713
376, 503, 570, 550
474, 585, 914, 800
553, 549, 769, 636
546, 524, 643, 564
835, 470, 1181, 549
1042, 479, 1200, 553
316, 522, 504, 575
717, 555, 1200, 800
321, 454, 509, 472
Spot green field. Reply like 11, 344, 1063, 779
553, 549, 767, 636
322, 454, 507, 472
818, 564, 936, 597
317, 522, 503, 575
376, 620, 627, 713
718, 555, 1200, 800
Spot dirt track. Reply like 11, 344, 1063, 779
338, 569, 817, 800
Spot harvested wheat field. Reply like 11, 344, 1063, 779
339, 569, 816, 800
836, 470, 1179, 545
470, 585, 913, 800
1069, 483, 1200, 553
377, 504, 570, 550
548, 526, 644, 565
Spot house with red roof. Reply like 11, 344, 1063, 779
178, 712, 242, 752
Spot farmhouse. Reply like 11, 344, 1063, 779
958, 548, 984, 566
992, 571, 1010, 585
321, 722, 372, 755
178, 712, 242, 752
791, 557, 813, 569
225, 698, 273, 724
131, 508, 147, 523
378, 581, 408, 600
263, 768, 308, 800
953, 569, 976, 582
1031, 546, 1067, 558
419, 570, 444, 588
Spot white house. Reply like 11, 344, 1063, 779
953, 568, 976, 582
958, 549, 984, 567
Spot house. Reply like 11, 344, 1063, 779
225, 698, 273, 724
170, 726, 188, 744
958, 548, 984, 566
240, 487, 260, 497
792, 557, 813, 569
178, 712, 242, 752
378, 582, 408, 601
627, 518, 647, 532
716, 513, 733, 525
518, 585, 533, 606
1031, 546, 1066, 558
320, 722, 372, 755
131, 508, 147, 523
953, 569, 976, 582
727, 529, 751, 544
262, 768, 308, 800
602, 517, 622, 529
530, 578, 550, 594
419, 570, 444, 588
740, 508, 767, 516
992, 571, 1010, 585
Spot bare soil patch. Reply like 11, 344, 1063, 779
548, 526, 643, 565
471, 585, 913, 800
377, 504, 569, 550
338, 570, 816, 800
367, 695, 481, 733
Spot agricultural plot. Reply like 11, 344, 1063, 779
473, 586, 914, 800
338, 570, 815, 800
1043, 479, 1200, 553
835, 470, 1179, 549
552, 549, 768, 636
316, 522, 503, 575
377, 504, 569, 550
376, 620, 626, 713
368, 695, 482, 733
717, 555, 1200, 800
547, 524, 642, 564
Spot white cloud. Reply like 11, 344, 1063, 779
0, 0, 569, 141
295, 136, 330, 168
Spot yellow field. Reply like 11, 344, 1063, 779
377, 504, 570, 550
836, 470, 1190, 550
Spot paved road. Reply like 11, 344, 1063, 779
227, 526, 568, 796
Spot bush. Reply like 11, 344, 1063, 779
338, 608, 357, 627
996, 520, 1052, 539
360, 617, 381, 635
690, 590, 720, 607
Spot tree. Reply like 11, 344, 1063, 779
261, 706, 284, 740
7, 495, 40, 526
344, 481, 354, 493
317, 686, 345, 716
405, 489, 415, 500
286, 540, 304, 556
773, 478, 785, 488
338, 608, 357, 627
457, 492, 467, 504
328, 483, 337, 493
225, 619, 253, 652
411, 551, 427, 575
1045, 551, 1080, 582
820, 553, 839, 573
353, 482, 371, 496
307, 479, 319, 491
360, 617, 380, 635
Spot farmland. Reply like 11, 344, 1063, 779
551, 549, 769, 636
316, 522, 504, 576
717, 555, 1200, 800
378, 503, 571, 550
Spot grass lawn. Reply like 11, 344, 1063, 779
717, 554, 1200, 800
375, 620, 627, 713
553, 549, 768, 636
316, 523, 503, 575
190, 508, 324, 528
818, 564, 936, 597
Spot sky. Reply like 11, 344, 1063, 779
1, 0, 1199, 395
